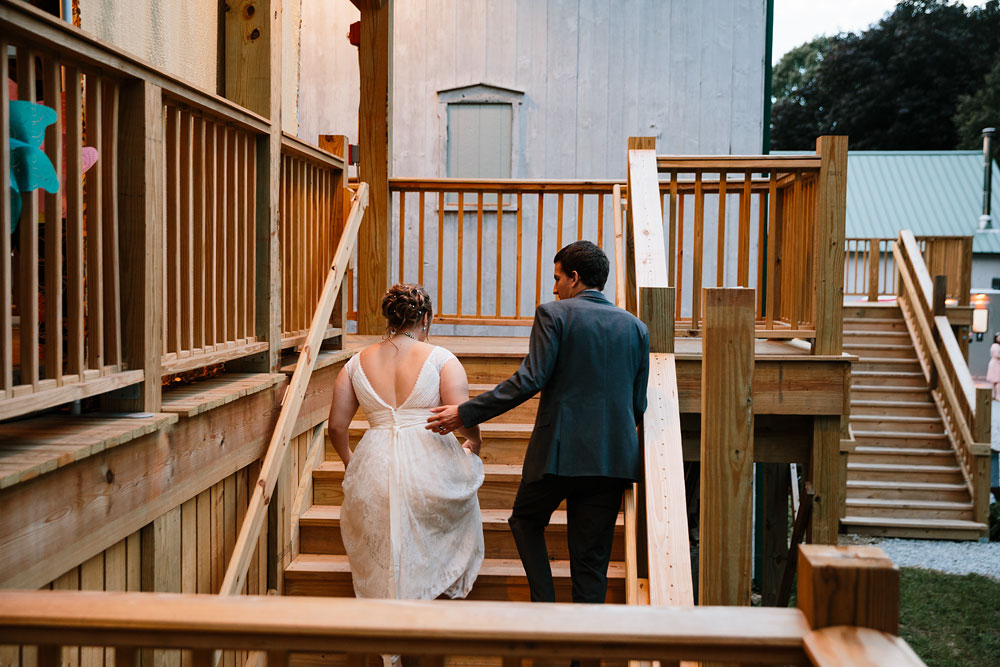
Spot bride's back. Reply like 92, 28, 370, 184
357, 339, 437, 409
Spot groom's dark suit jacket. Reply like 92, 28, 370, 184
458, 290, 650, 483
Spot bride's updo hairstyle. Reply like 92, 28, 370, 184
381, 283, 433, 337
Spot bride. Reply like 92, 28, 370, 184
327, 283, 485, 601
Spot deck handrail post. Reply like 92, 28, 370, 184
104, 80, 164, 412
867, 238, 880, 302
700, 287, 755, 607
973, 386, 992, 530
797, 544, 900, 635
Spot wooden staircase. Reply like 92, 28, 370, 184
842, 304, 987, 540
284, 343, 628, 601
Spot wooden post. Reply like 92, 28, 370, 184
867, 239, 880, 302
625, 137, 657, 315
973, 386, 992, 531
225, 0, 282, 371
810, 136, 848, 544
357, 0, 393, 334
700, 288, 754, 607
104, 80, 163, 412
933, 275, 947, 317
797, 544, 899, 635
760, 462, 790, 606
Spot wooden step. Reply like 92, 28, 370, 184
284, 554, 627, 602
842, 305, 903, 321
843, 343, 917, 360
315, 461, 526, 509
843, 318, 908, 332
299, 506, 625, 561
850, 371, 927, 387
845, 480, 971, 502
849, 414, 943, 434
842, 331, 912, 345
846, 462, 964, 483
851, 430, 950, 449
851, 385, 931, 403
840, 516, 987, 541
335, 421, 534, 465
852, 358, 923, 374
844, 497, 974, 521
850, 400, 937, 418
850, 445, 958, 466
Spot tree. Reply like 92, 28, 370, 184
954, 53, 1000, 154
771, 0, 1000, 150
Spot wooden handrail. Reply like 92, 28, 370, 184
0, 591, 811, 665
219, 183, 369, 596
656, 155, 822, 171
894, 230, 990, 532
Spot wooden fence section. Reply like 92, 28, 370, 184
894, 230, 991, 534
161, 100, 264, 375
388, 178, 619, 326
0, 32, 142, 422
655, 154, 823, 337
845, 236, 971, 305
279, 134, 347, 348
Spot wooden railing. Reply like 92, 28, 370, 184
0, 28, 142, 421
161, 100, 265, 374
0, 1, 348, 419
894, 230, 991, 533
0, 585, 924, 667
280, 134, 348, 347
655, 154, 823, 337
846, 236, 971, 305
386, 178, 618, 326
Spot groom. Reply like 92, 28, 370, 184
428, 240, 649, 604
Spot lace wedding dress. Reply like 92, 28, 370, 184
340, 345, 485, 600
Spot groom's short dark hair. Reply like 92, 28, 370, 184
554, 241, 609, 291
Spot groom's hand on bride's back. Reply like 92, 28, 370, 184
427, 405, 463, 435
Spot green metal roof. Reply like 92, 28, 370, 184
842, 151, 1000, 254
775, 150, 1000, 253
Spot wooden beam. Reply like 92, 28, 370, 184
223, 0, 276, 118
811, 135, 847, 356
804, 627, 925, 667
104, 81, 164, 412
699, 288, 755, 607
640, 287, 674, 354
357, 0, 393, 334
625, 138, 666, 313
796, 545, 899, 635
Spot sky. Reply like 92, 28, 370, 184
772, 0, 992, 64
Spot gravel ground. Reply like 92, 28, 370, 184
839, 534, 1000, 580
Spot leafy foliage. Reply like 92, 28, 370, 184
954, 54, 1000, 154
771, 0, 1000, 150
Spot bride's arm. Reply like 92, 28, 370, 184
328, 366, 360, 465
439, 358, 482, 455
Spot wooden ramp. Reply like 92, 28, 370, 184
842, 303, 987, 540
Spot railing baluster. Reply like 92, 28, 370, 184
190, 650, 210, 667
102, 79, 121, 367
457, 192, 464, 316
577, 192, 584, 240
496, 193, 503, 317
228, 126, 240, 345
738, 169, 750, 287
66, 65, 85, 376
516, 193, 523, 318
247, 132, 256, 341
42, 55, 63, 382
206, 121, 217, 350
437, 191, 444, 314
476, 192, 483, 317
165, 106, 179, 355
716, 173, 727, 286
556, 192, 564, 249
692, 173, 704, 330
794, 173, 807, 327
181, 108, 193, 354
86, 73, 106, 370
535, 193, 544, 308
675, 192, 684, 320
37, 645, 60, 667
418, 191, 425, 285
757, 186, 766, 318
192, 116, 205, 351
765, 172, 778, 329
668, 173, 678, 286
217, 124, 228, 345
16, 50, 40, 387
398, 189, 406, 282
597, 193, 604, 248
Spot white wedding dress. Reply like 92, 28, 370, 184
340, 345, 485, 600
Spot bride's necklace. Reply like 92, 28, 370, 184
398, 331, 417, 341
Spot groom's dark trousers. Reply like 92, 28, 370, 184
457, 289, 649, 603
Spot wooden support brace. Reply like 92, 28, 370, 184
797, 544, 900, 635
699, 288, 754, 607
